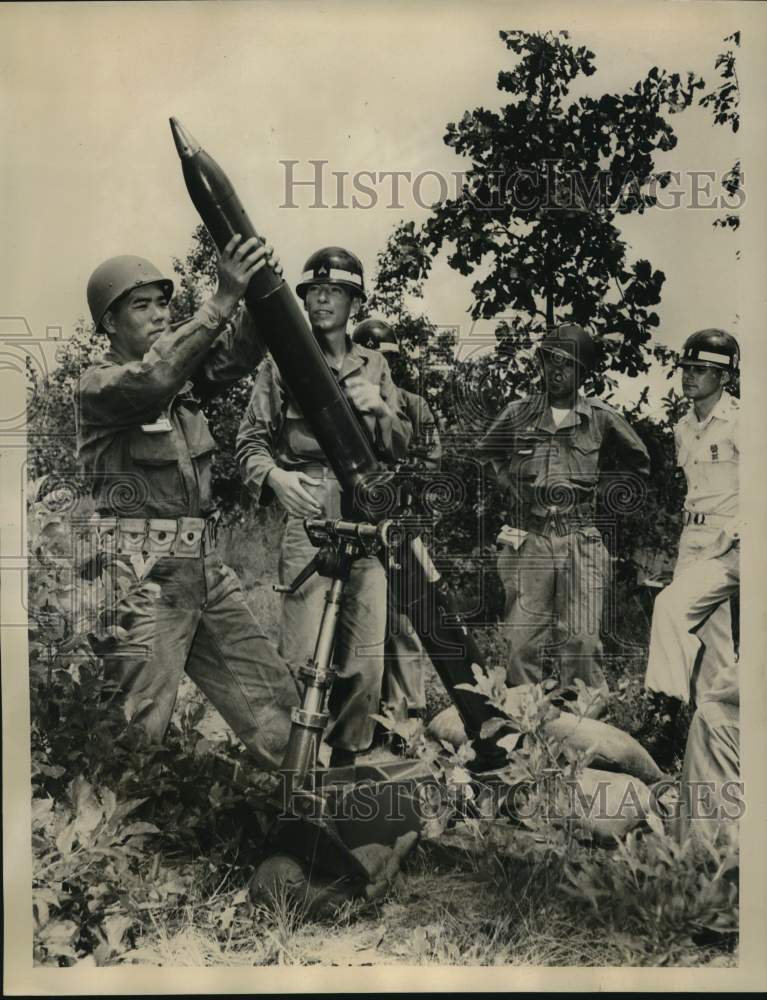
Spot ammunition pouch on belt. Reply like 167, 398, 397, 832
91, 513, 219, 559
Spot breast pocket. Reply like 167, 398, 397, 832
508, 438, 542, 488
565, 438, 600, 481
283, 401, 324, 460
696, 437, 738, 494
128, 429, 185, 510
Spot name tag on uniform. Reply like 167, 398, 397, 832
140, 416, 173, 433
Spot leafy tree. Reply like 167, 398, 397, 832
699, 31, 741, 234
377, 30, 703, 392
365, 31, 707, 617
27, 321, 103, 488
365, 222, 458, 415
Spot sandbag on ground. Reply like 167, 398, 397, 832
427, 703, 663, 784
555, 767, 653, 843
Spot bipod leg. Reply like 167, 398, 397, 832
278, 540, 355, 790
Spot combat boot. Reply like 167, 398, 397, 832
634, 691, 685, 771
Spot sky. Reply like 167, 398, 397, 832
1, 0, 762, 413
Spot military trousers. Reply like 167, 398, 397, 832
644, 524, 739, 704
278, 512, 387, 753
381, 586, 428, 716
496, 526, 610, 692
675, 699, 740, 843
99, 551, 300, 770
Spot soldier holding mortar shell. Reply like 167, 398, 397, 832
236, 248, 412, 769
76, 239, 301, 770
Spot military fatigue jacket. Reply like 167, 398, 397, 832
76, 304, 265, 518
477, 392, 650, 526
399, 388, 441, 470
236, 339, 412, 504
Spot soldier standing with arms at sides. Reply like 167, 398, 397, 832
76, 237, 301, 771
639, 329, 740, 768
236, 249, 411, 769
353, 318, 441, 741
477, 324, 650, 700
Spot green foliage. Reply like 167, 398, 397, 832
27, 499, 274, 965
27, 321, 103, 482
412, 665, 738, 964
700, 32, 741, 235
376, 29, 703, 383
563, 825, 739, 963
699, 31, 740, 132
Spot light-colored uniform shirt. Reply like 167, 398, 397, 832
675, 391, 739, 526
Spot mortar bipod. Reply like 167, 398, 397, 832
274, 517, 391, 789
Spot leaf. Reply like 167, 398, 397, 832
55, 820, 78, 856
36, 764, 67, 780
498, 732, 523, 754
33, 898, 50, 930
217, 906, 236, 931
120, 822, 160, 838
479, 717, 508, 739
646, 809, 666, 838
37, 918, 79, 958
102, 913, 133, 952
31, 797, 55, 824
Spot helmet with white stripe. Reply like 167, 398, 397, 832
352, 318, 399, 354
296, 247, 366, 301
680, 329, 739, 372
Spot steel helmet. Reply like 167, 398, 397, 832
87, 256, 174, 330
538, 323, 597, 373
352, 318, 400, 354
679, 328, 740, 372
296, 247, 366, 301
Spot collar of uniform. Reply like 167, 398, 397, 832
333, 336, 369, 380
533, 392, 592, 431
681, 390, 736, 429
709, 391, 737, 423
103, 347, 122, 366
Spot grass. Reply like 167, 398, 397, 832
38, 512, 735, 969
128, 843, 735, 968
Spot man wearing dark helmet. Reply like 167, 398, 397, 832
236, 248, 411, 768
639, 329, 740, 770
477, 323, 650, 707
76, 238, 301, 771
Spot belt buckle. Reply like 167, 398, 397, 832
685, 511, 706, 526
